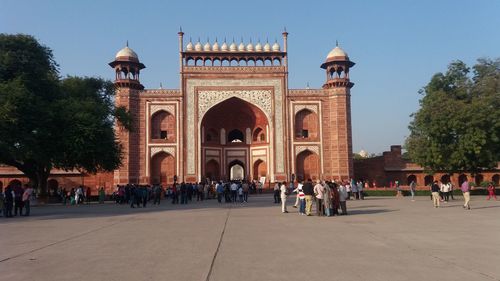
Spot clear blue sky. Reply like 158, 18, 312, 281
1, 0, 499, 154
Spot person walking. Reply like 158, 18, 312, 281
98, 187, 105, 204
461, 179, 471, 210
357, 181, 364, 200
4, 184, 14, 217
216, 182, 224, 203
280, 182, 288, 213
409, 180, 417, 201
431, 180, 440, 208
486, 183, 497, 200
22, 184, 33, 216
323, 183, 332, 217
293, 181, 303, 208
294, 183, 306, 215
242, 181, 249, 202
13, 183, 23, 216
230, 182, 238, 203
303, 179, 314, 216
86, 187, 92, 204
238, 185, 244, 204
314, 180, 325, 216
351, 180, 358, 200
338, 182, 348, 215
273, 182, 280, 203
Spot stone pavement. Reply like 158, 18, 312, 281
1, 195, 499, 281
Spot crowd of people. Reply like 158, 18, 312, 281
112, 180, 265, 208
0, 184, 33, 217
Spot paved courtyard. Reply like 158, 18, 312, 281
1, 194, 499, 281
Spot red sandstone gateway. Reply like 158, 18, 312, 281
0, 31, 356, 192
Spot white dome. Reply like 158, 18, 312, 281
359, 150, 369, 158
263, 42, 271, 52
221, 41, 228, 51
327, 46, 348, 58
246, 42, 254, 51
229, 42, 237, 52
115, 46, 138, 59
255, 42, 262, 52
238, 42, 245, 51
203, 41, 211, 51
272, 41, 280, 51
194, 41, 202, 51
212, 41, 220, 51
186, 41, 194, 51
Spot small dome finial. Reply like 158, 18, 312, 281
126, 40, 129, 47
336, 40, 339, 47
179, 26, 183, 32
306, 82, 310, 89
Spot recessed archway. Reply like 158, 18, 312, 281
205, 159, 220, 182
296, 150, 320, 181
229, 160, 245, 180
150, 152, 175, 186
253, 159, 267, 180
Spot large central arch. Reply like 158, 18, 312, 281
200, 97, 269, 181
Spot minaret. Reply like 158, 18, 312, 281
320, 43, 355, 180
109, 44, 146, 184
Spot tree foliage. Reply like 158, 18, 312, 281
0, 34, 129, 194
406, 58, 500, 174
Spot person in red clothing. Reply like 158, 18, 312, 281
486, 183, 497, 200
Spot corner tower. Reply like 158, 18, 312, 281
109, 44, 145, 184
320, 44, 355, 180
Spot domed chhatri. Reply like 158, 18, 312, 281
115, 46, 139, 60
212, 40, 220, 51
272, 41, 280, 52
221, 41, 229, 51
194, 40, 202, 51
238, 41, 245, 52
326, 46, 348, 59
255, 42, 262, 52
203, 41, 211, 51
186, 40, 194, 51
263, 42, 271, 52
229, 41, 237, 52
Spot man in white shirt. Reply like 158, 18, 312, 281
313, 180, 325, 216
280, 182, 288, 213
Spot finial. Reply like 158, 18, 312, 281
284, 26, 287, 32
160, 82, 163, 89
126, 40, 129, 47
215, 37, 218, 42
189, 36, 192, 42
224, 37, 227, 42
179, 26, 183, 32
207, 37, 210, 42
198, 37, 200, 42
241, 36, 243, 43
306, 82, 310, 89
336, 40, 339, 47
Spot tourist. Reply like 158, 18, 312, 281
303, 179, 314, 216
238, 185, 244, 203
203, 182, 209, 200
4, 184, 14, 217
280, 181, 288, 213
461, 179, 471, 210
409, 180, 417, 201
323, 182, 332, 216
75, 186, 84, 205
293, 180, 303, 208
346, 181, 351, 200
431, 180, 440, 208
153, 185, 161, 205
180, 183, 188, 204
171, 183, 178, 204
486, 183, 497, 200
242, 180, 249, 202
357, 180, 364, 200
314, 180, 325, 216
216, 182, 224, 203
331, 182, 340, 216
230, 181, 238, 203
273, 182, 280, 203
395, 180, 402, 198
13, 183, 23, 216
338, 182, 348, 215
293, 182, 305, 215
449, 182, 455, 200
257, 181, 263, 194
351, 180, 358, 200
197, 182, 203, 201
99, 187, 105, 203
61, 187, 67, 205
22, 184, 33, 216
442, 181, 451, 202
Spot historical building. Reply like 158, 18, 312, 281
111, 31, 355, 186
0, 31, 355, 191
354, 145, 500, 187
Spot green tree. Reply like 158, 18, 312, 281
406, 58, 500, 174
0, 34, 129, 195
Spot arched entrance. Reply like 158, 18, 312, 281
8, 179, 22, 189
253, 159, 267, 180
151, 110, 176, 141
205, 159, 220, 182
150, 152, 175, 186
424, 175, 434, 186
229, 160, 245, 180
200, 97, 269, 181
407, 175, 417, 185
48, 179, 59, 195
296, 150, 320, 181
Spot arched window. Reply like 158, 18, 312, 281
252, 127, 265, 142
228, 129, 244, 143
205, 128, 219, 144
424, 175, 434, 186
151, 111, 175, 141
295, 109, 318, 140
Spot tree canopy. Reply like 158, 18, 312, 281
0, 34, 129, 194
406, 58, 500, 174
